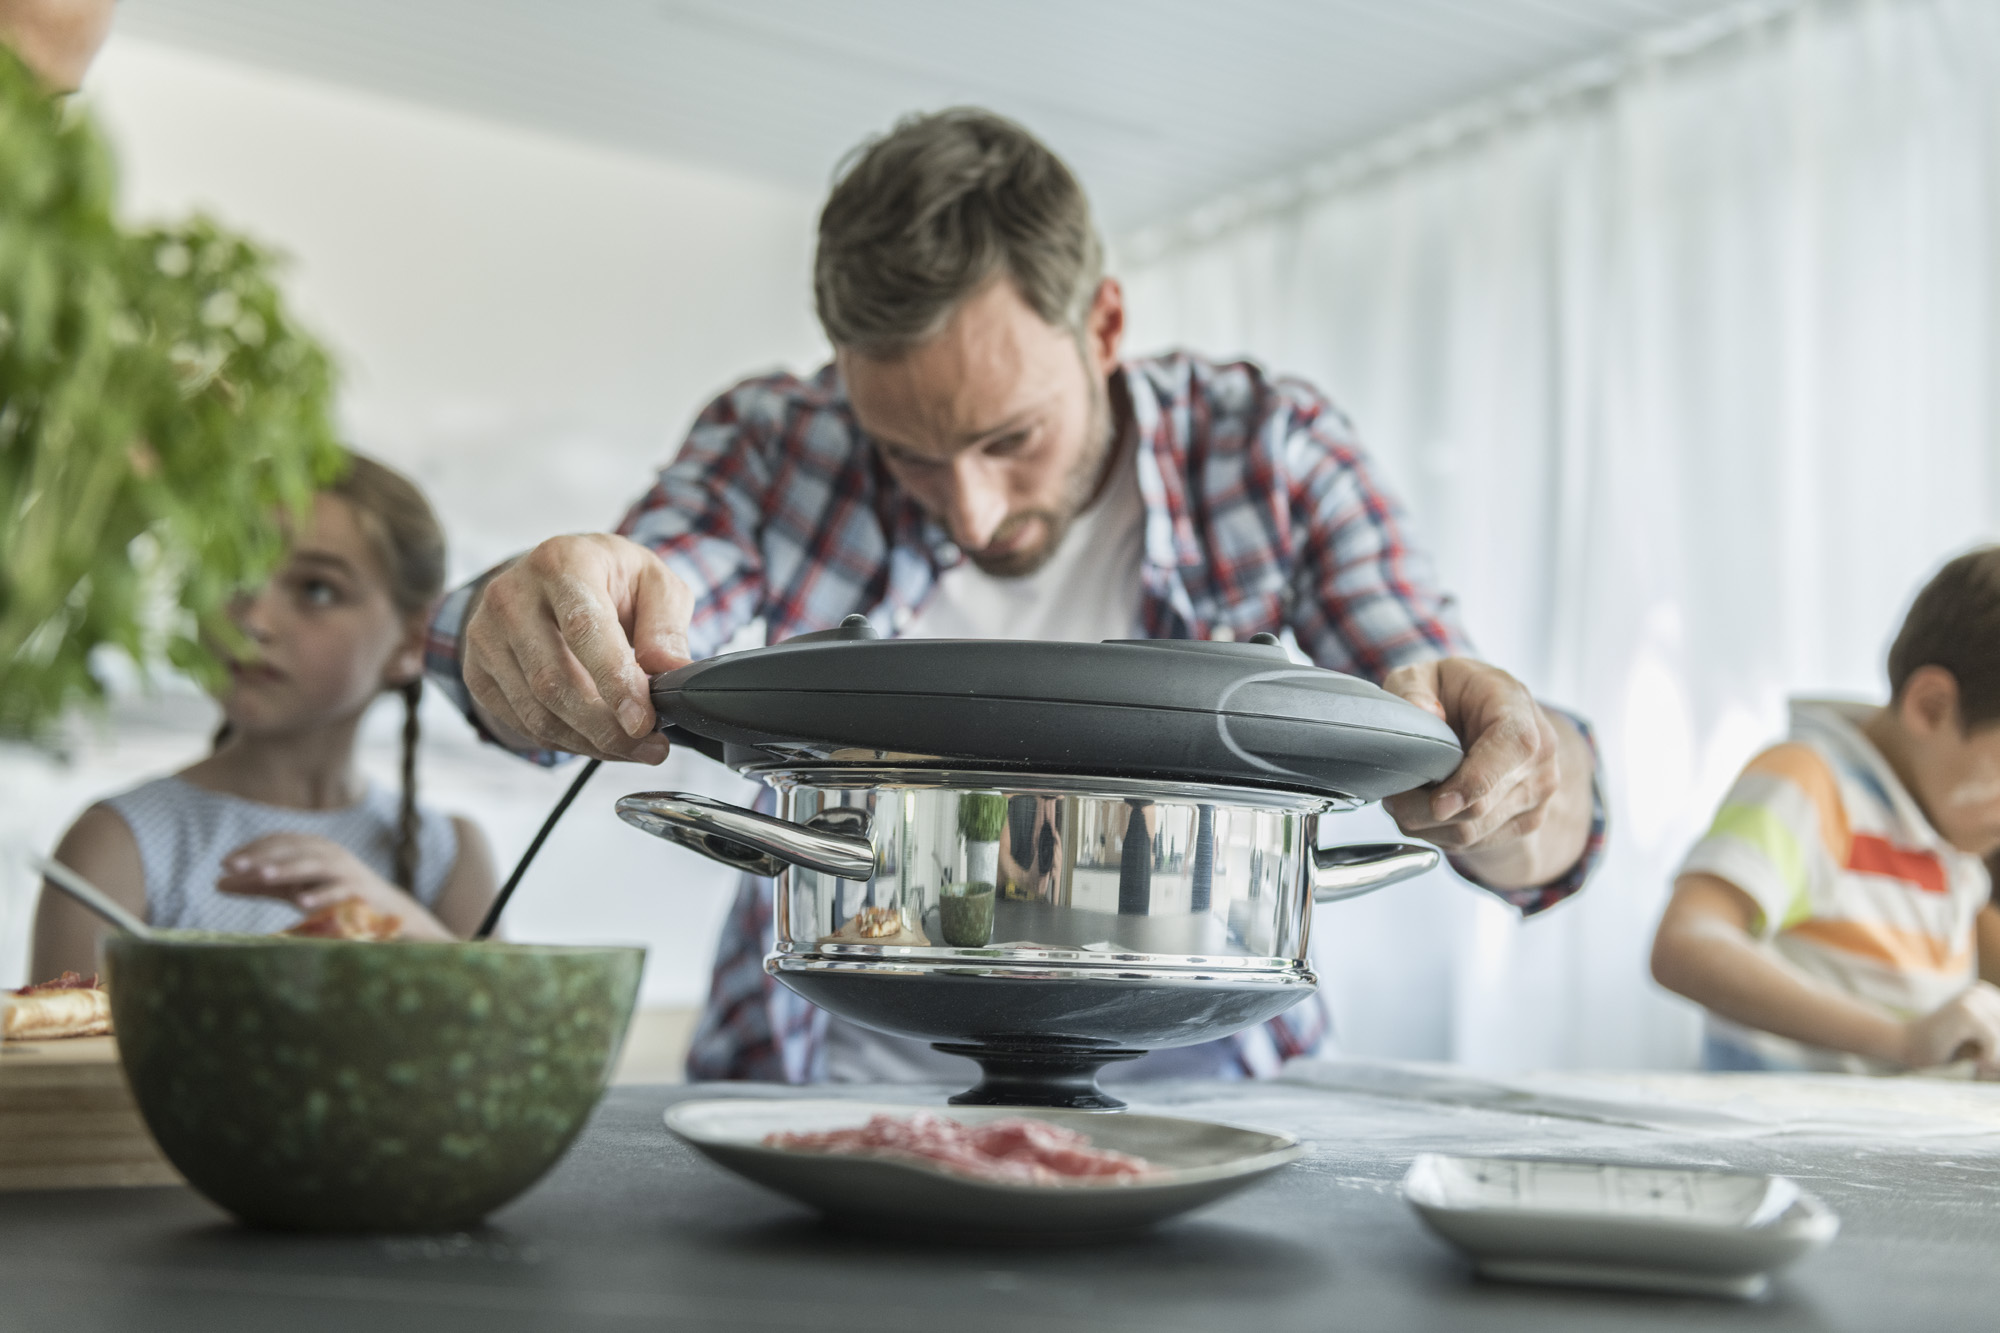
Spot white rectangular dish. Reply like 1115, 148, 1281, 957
1402, 1153, 1839, 1298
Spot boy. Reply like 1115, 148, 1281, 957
1652, 547, 2000, 1076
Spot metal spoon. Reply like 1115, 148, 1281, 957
28, 855, 155, 940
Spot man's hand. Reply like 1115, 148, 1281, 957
1900, 983, 2000, 1077
1380, 657, 1593, 892
463, 534, 694, 763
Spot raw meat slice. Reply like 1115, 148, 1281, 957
765, 1111, 1156, 1185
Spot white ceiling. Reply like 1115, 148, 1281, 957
117, 0, 1739, 233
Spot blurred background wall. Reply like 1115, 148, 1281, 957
3, 0, 1996, 1075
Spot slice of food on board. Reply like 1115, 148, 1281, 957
4, 972, 112, 1041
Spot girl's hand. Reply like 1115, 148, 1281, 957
217, 834, 455, 941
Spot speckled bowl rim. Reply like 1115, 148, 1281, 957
111, 933, 647, 958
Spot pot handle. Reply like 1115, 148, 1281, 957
1312, 842, 1440, 903
616, 792, 877, 881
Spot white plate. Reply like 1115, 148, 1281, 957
1403, 1153, 1840, 1298
665, 1099, 1302, 1239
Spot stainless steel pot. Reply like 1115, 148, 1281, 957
618, 765, 1436, 1109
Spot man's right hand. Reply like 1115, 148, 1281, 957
1899, 982, 2000, 1077
462, 534, 694, 763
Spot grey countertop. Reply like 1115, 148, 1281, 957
4, 1069, 1999, 1332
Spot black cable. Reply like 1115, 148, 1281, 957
474, 758, 602, 940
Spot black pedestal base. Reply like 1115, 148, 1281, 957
933, 1042, 1146, 1112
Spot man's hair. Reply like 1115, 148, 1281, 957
814, 108, 1103, 356
1888, 545, 2000, 728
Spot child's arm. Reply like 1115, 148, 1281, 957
31, 805, 147, 979
1652, 873, 2000, 1073
429, 817, 498, 939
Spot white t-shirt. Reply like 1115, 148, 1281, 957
1677, 698, 1992, 1073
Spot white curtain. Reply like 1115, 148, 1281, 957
1118, 0, 2000, 1071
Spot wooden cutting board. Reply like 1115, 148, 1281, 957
0, 1037, 182, 1190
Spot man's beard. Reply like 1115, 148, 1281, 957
968, 375, 1116, 578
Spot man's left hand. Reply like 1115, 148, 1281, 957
1380, 657, 1594, 892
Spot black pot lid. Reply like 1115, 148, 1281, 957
648, 618, 1462, 802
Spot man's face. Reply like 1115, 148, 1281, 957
841, 276, 1123, 577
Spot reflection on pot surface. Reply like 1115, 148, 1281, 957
773, 769, 1349, 968
617, 767, 1438, 1109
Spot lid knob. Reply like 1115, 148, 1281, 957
781, 614, 882, 645
1248, 632, 1282, 647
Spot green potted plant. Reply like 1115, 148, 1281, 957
0, 48, 343, 742
941, 792, 1006, 947
956, 791, 1006, 887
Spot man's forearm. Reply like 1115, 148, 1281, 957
1447, 706, 1594, 891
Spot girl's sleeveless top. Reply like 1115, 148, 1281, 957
101, 776, 457, 934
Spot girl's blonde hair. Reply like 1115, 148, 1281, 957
330, 454, 447, 893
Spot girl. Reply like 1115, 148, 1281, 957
32, 455, 496, 973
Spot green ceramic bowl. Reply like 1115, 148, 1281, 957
104, 933, 643, 1233
939, 882, 996, 947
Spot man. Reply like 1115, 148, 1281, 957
430, 109, 1606, 1081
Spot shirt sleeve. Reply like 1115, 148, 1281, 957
1276, 379, 1471, 676
1677, 745, 1830, 939
614, 381, 778, 662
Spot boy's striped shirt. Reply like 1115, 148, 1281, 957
1678, 699, 1990, 1070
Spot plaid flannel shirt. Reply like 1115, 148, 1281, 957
427, 351, 1608, 1082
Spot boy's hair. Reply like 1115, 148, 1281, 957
1888, 545, 2000, 730
331, 454, 447, 894
813, 107, 1103, 357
